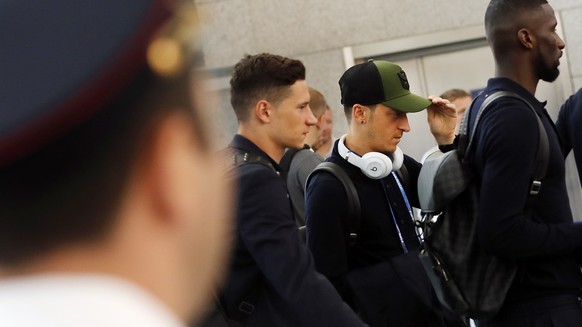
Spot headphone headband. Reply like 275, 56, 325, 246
338, 134, 403, 179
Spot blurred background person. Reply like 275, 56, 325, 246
440, 88, 472, 134
282, 86, 329, 228
314, 105, 335, 158
420, 88, 472, 163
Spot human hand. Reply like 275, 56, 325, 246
426, 96, 457, 145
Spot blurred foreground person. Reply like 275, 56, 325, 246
0, 1, 232, 326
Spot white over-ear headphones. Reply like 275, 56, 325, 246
338, 134, 403, 179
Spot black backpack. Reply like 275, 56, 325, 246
416, 91, 549, 320
306, 162, 362, 245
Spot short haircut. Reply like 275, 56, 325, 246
230, 53, 306, 122
0, 66, 202, 265
485, 0, 549, 62
485, 0, 548, 33
344, 106, 352, 122
440, 88, 470, 102
308, 87, 327, 118
343, 104, 377, 123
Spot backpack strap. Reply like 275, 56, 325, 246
395, 163, 410, 194
307, 162, 361, 246
220, 147, 276, 324
460, 91, 549, 196
229, 147, 278, 173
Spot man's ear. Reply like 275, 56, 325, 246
353, 104, 366, 122
139, 112, 199, 225
255, 100, 272, 123
518, 28, 535, 49
316, 113, 325, 128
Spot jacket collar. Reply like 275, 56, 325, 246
229, 134, 282, 171
485, 77, 547, 113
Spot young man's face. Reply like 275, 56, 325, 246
365, 103, 410, 154
270, 80, 317, 150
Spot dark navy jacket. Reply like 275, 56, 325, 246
305, 144, 457, 326
468, 78, 582, 304
219, 135, 365, 327
306, 146, 423, 276
556, 87, 582, 186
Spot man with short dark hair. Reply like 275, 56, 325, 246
219, 53, 366, 327
470, 0, 582, 325
0, 1, 232, 326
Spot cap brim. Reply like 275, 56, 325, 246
382, 93, 431, 113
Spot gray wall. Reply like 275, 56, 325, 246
196, 0, 582, 217
196, 0, 582, 143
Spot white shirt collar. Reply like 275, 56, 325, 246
0, 274, 186, 327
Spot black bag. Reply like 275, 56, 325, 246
345, 250, 454, 327
416, 91, 549, 320
307, 162, 464, 327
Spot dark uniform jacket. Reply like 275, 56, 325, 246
305, 143, 457, 327
219, 134, 365, 327
469, 78, 582, 315
556, 87, 582, 186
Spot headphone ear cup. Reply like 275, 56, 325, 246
390, 146, 404, 171
360, 152, 392, 179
